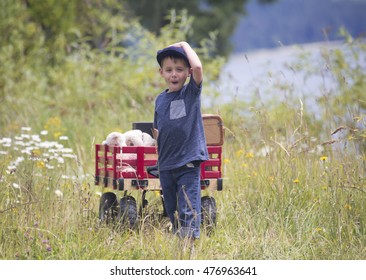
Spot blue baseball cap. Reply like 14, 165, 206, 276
156, 46, 191, 67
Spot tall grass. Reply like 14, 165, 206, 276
1, 124, 365, 259
1, 11, 365, 259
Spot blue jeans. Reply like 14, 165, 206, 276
159, 162, 201, 239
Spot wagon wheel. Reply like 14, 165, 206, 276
99, 192, 118, 223
118, 195, 138, 229
201, 196, 217, 233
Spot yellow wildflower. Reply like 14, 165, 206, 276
53, 132, 62, 139
36, 161, 45, 168
293, 178, 300, 184
32, 149, 42, 157
245, 152, 254, 158
344, 204, 352, 210
45, 117, 62, 131
320, 156, 328, 162
223, 158, 230, 164
236, 149, 244, 157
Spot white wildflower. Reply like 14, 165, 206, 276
14, 141, 25, 146
21, 148, 32, 155
310, 136, 317, 142
46, 164, 55, 170
59, 136, 69, 141
61, 148, 73, 153
7, 165, 16, 171
23, 141, 32, 146
31, 135, 41, 142
0, 137, 12, 144
12, 183, 20, 189
39, 141, 61, 149
315, 145, 324, 154
55, 143, 64, 149
55, 189, 63, 198
15, 156, 25, 164
21, 127, 31, 131
63, 154, 76, 159
256, 146, 272, 157
40, 130, 48, 135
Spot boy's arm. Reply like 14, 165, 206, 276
169, 41, 203, 86
153, 129, 159, 142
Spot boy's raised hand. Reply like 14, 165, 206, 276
169, 41, 203, 86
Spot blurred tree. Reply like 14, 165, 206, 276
23, 0, 80, 62
2, 0, 279, 62
24, 0, 78, 40
3, 0, 277, 59
24, 0, 131, 52
124, 0, 278, 56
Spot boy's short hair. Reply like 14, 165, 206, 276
156, 46, 191, 68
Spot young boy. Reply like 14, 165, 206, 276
154, 41, 209, 239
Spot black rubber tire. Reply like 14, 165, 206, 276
201, 196, 217, 232
99, 192, 118, 223
118, 196, 138, 229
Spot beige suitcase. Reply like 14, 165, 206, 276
202, 114, 224, 146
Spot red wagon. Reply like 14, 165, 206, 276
95, 115, 224, 229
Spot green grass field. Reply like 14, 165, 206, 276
0, 122, 365, 260
1, 23, 365, 259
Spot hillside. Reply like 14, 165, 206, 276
232, 0, 366, 52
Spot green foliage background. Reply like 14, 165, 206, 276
0, 1, 224, 162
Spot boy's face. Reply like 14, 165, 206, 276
159, 57, 191, 93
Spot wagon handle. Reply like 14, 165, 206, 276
146, 165, 159, 178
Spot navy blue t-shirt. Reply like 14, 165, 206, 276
154, 78, 209, 171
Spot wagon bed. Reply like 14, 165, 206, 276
95, 144, 223, 192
